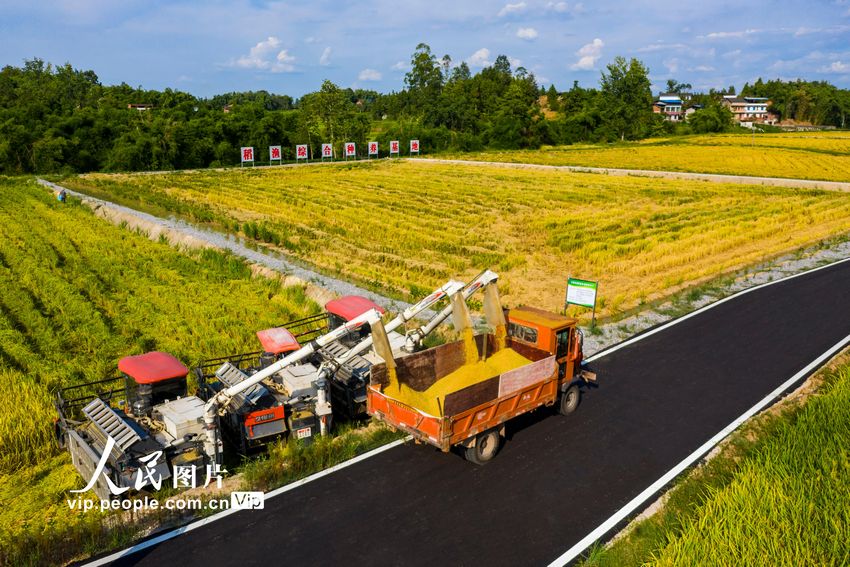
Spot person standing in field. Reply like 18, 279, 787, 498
57, 189, 66, 203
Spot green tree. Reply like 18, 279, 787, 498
546, 84, 560, 112
598, 56, 653, 141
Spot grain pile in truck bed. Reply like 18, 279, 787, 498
382, 328, 530, 416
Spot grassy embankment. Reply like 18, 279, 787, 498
0, 178, 398, 566
439, 131, 850, 182
64, 158, 850, 318
580, 351, 850, 566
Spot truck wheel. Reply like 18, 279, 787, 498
464, 429, 501, 465
559, 384, 580, 415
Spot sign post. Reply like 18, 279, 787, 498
410, 139, 420, 155
269, 145, 282, 165
390, 140, 400, 157
368, 141, 379, 159
345, 142, 356, 160
565, 277, 599, 327
321, 143, 333, 161
241, 147, 254, 168
296, 144, 309, 162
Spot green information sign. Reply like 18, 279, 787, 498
566, 277, 598, 309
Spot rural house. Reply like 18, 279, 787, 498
721, 95, 777, 125
652, 93, 684, 121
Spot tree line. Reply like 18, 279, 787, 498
1, 48, 848, 174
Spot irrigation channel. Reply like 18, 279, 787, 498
38, 179, 415, 314
88, 256, 850, 566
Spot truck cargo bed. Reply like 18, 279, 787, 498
368, 333, 558, 451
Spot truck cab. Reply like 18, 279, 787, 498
507, 307, 582, 376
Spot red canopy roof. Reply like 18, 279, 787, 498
324, 296, 385, 321
256, 327, 301, 354
118, 352, 188, 384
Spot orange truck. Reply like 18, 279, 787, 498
367, 306, 596, 464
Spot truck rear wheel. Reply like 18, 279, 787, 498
559, 384, 580, 415
464, 429, 501, 465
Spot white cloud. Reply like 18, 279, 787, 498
663, 58, 679, 74
319, 47, 332, 66
233, 36, 296, 72
517, 27, 538, 40
637, 42, 689, 53
467, 47, 492, 68
702, 28, 760, 40
545, 1, 583, 15
358, 68, 382, 81
692, 65, 715, 72
275, 50, 296, 72
570, 38, 603, 70
822, 60, 850, 73
391, 61, 409, 71
509, 56, 523, 68
498, 2, 526, 17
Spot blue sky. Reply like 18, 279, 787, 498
1, 0, 849, 98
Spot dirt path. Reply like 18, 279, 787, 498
412, 158, 850, 191
37, 179, 413, 312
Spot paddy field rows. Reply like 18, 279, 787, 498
441, 132, 850, 182
0, 178, 317, 562
65, 158, 850, 316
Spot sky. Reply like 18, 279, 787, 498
1, 0, 849, 98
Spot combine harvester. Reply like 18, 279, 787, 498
368, 281, 597, 464
56, 271, 502, 497
55, 309, 383, 499
194, 271, 500, 453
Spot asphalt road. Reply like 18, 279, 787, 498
109, 260, 850, 567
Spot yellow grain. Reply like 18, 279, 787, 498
383, 347, 530, 416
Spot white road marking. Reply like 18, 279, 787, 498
586, 256, 850, 363
548, 336, 850, 566
87, 257, 850, 566
83, 437, 408, 566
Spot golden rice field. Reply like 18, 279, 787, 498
65, 159, 850, 316
441, 132, 850, 182
0, 178, 317, 563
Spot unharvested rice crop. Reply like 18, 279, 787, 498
442, 132, 850, 182
0, 179, 317, 472
0, 177, 317, 562
66, 159, 850, 315
651, 363, 850, 565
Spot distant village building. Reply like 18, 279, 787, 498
127, 103, 154, 111
652, 93, 684, 121
684, 104, 703, 119
721, 96, 778, 125
223, 104, 232, 113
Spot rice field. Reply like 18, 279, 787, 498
0, 178, 317, 561
65, 160, 850, 317
584, 357, 850, 566
440, 132, 850, 182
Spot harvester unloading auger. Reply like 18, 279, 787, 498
193, 270, 501, 453
55, 271, 503, 498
